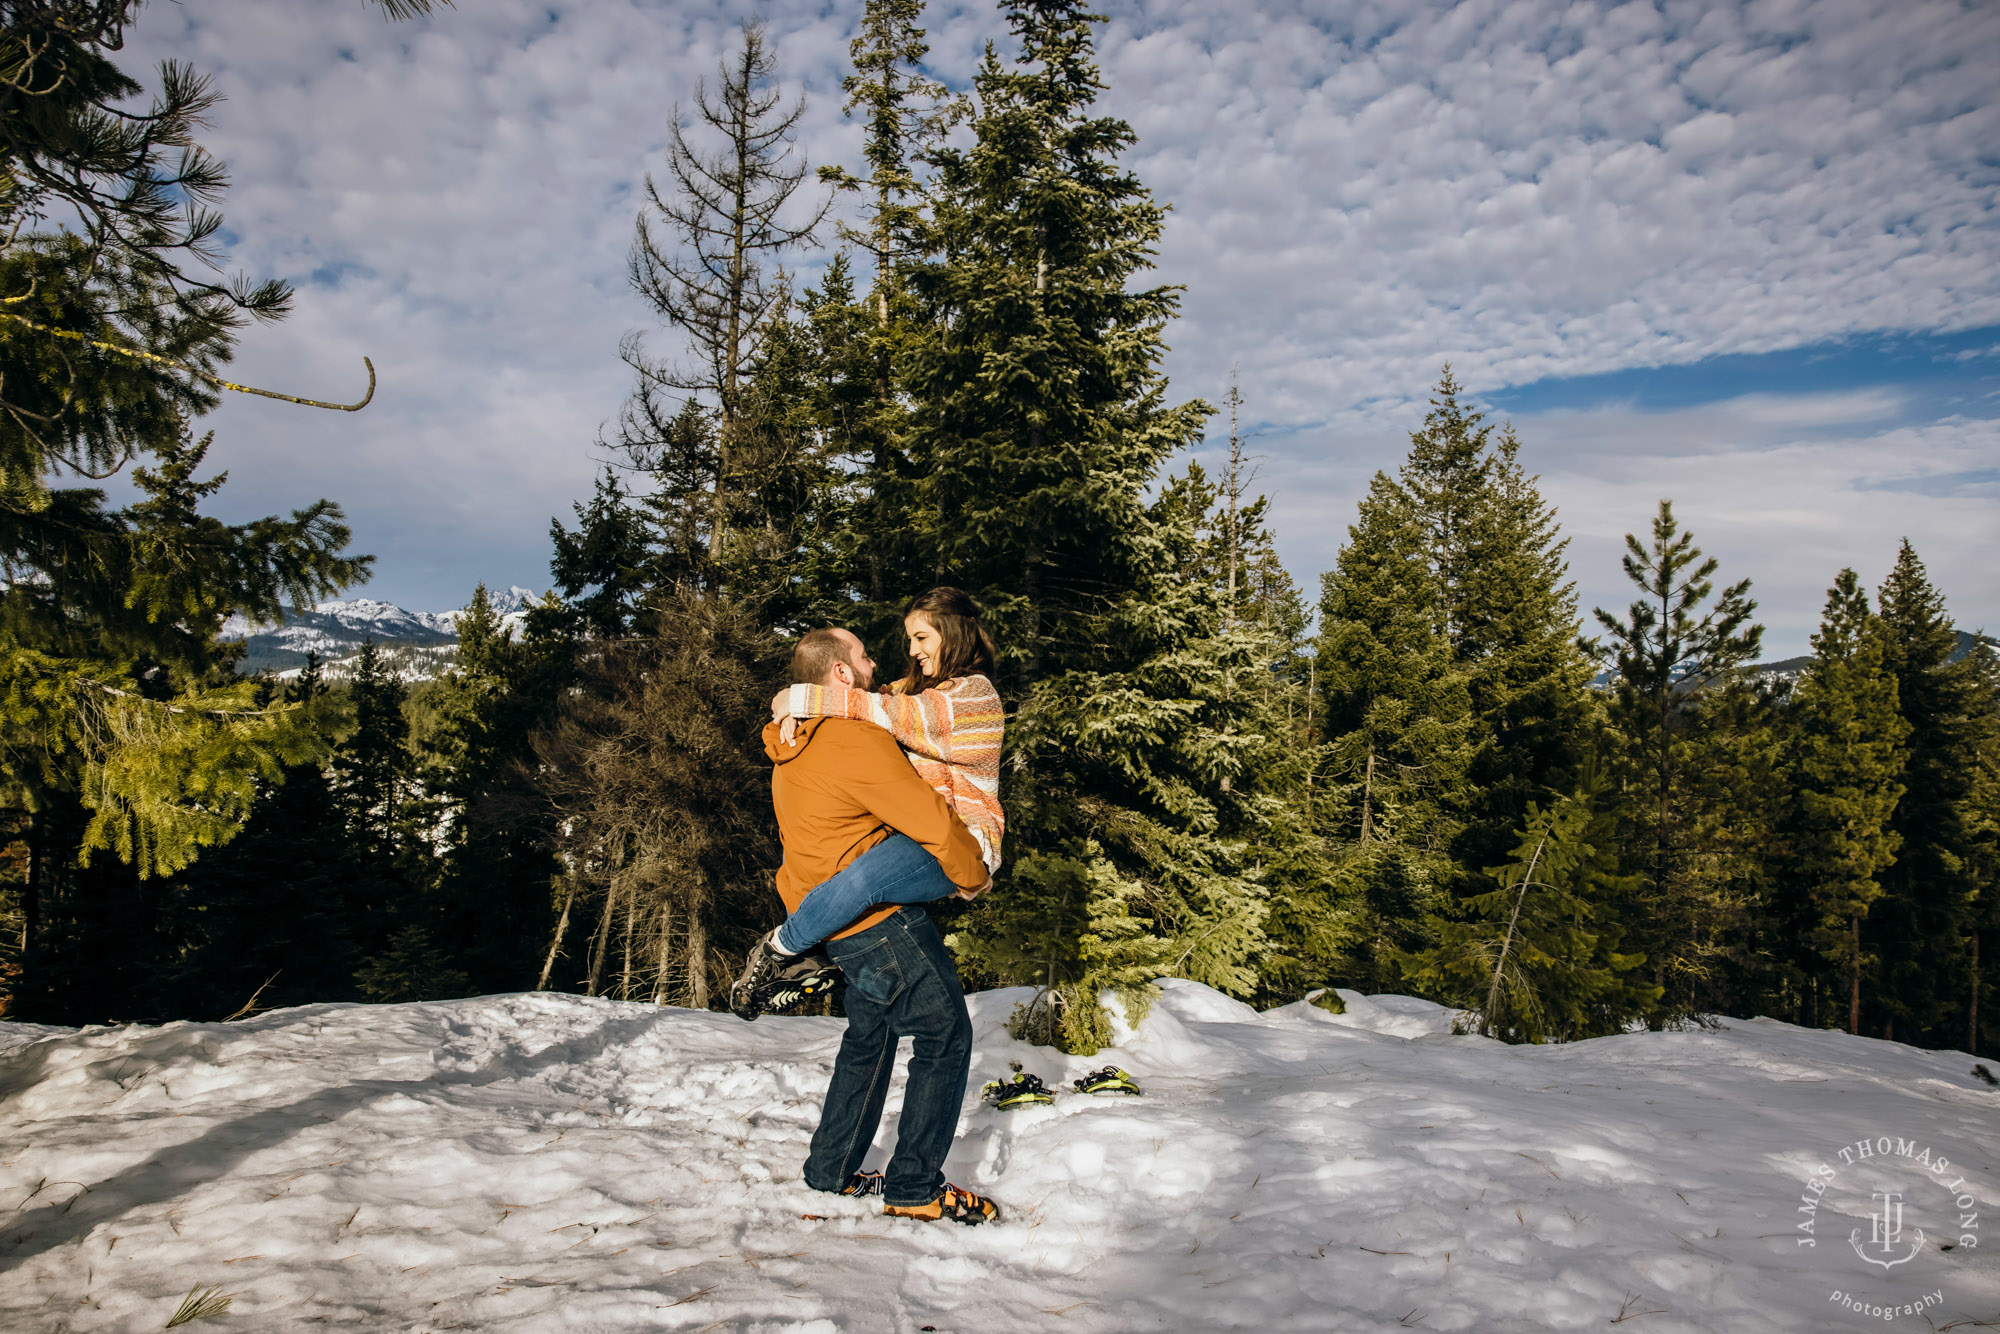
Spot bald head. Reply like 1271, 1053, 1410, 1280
790, 627, 876, 690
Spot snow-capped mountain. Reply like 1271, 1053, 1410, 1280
223, 586, 540, 677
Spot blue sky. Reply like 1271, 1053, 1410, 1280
110, 0, 2000, 657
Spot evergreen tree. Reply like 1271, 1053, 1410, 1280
548, 469, 655, 640
1593, 500, 1765, 1024
1403, 786, 1656, 1043
337, 641, 450, 999
905, 0, 1264, 1050
1870, 542, 1982, 1044
908, 0, 1208, 691
412, 585, 567, 996
1395, 371, 1595, 876
1315, 471, 1472, 991
818, 0, 960, 614
1960, 636, 2000, 1056
1778, 570, 1908, 1033
0, 4, 369, 1017
1174, 444, 1332, 1007
154, 654, 368, 1018
527, 588, 780, 1006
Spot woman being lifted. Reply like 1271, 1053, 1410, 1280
729, 586, 1005, 1020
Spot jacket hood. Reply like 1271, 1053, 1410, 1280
763, 715, 831, 765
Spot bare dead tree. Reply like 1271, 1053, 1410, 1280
528, 586, 781, 1007
628, 20, 830, 568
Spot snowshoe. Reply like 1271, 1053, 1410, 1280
1071, 1066, 1141, 1096
981, 1064, 1055, 1110
884, 1184, 1001, 1225
749, 957, 839, 1017
730, 934, 838, 1021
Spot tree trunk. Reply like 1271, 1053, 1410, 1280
1359, 744, 1377, 846
687, 908, 709, 1009
652, 903, 675, 1005
586, 880, 619, 997
537, 877, 576, 991
1971, 930, 1981, 1056
1485, 828, 1552, 1038
618, 886, 638, 1001
1022, 538, 1043, 689
22, 809, 40, 964
1848, 913, 1861, 1035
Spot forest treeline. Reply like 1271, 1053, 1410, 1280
2, 0, 1995, 1055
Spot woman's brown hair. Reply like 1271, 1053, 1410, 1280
895, 586, 998, 693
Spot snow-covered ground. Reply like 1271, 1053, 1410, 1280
3, 981, 1997, 1332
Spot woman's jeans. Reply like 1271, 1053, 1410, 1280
774, 833, 960, 955
802, 906, 974, 1207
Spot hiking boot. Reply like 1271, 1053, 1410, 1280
884, 1184, 1001, 1225
729, 932, 836, 1021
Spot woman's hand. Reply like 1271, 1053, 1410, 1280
769, 689, 802, 746
954, 875, 994, 901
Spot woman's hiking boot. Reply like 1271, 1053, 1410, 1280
884, 1185, 1001, 1225
729, 932, 838, 1021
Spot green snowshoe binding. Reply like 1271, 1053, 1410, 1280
1072, 1066, 1142, 1096
981, 1065, 1055, 1110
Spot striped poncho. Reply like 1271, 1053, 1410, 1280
783, 673, 1006, 873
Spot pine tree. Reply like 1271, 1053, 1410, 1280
1593, 500, 1764, 1023
1394, 371, 1595, 876
909, 2, 1262, 1049
411, 585, 567, 996
1, 5, 367, 906
1870, 542, 1982, 1044
627, 19, 829, 576
1403, 786, 1656, 1043
155, 655, 365, 1017
908, 0, 1208, 691
1779, 570, 1908, 1033
527, 588, 780, 1006
818, 0, 960, 613
1316, 471, 1472, 992
338, 640, 442, 997
1960, 636, 2000, 1056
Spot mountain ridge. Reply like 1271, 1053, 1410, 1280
224, 586, 539, 678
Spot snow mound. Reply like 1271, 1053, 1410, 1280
3, 985, 1997, 1332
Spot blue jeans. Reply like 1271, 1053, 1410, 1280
802, 906, 974, 1208
775, 833, 960, 955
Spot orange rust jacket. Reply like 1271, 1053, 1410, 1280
762, 716, 988, 940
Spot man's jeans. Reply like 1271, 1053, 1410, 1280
802, 905, 974, 1208
774, 834, 962, 956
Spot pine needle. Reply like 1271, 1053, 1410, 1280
165, 1284, 233, 1327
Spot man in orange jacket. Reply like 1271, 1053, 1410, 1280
758, 627, 1003, 1225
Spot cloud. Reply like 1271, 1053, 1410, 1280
103, 0, 2000, 631
1515, 404, 2000, 652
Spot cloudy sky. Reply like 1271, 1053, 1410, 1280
117, 0, 2000, 656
